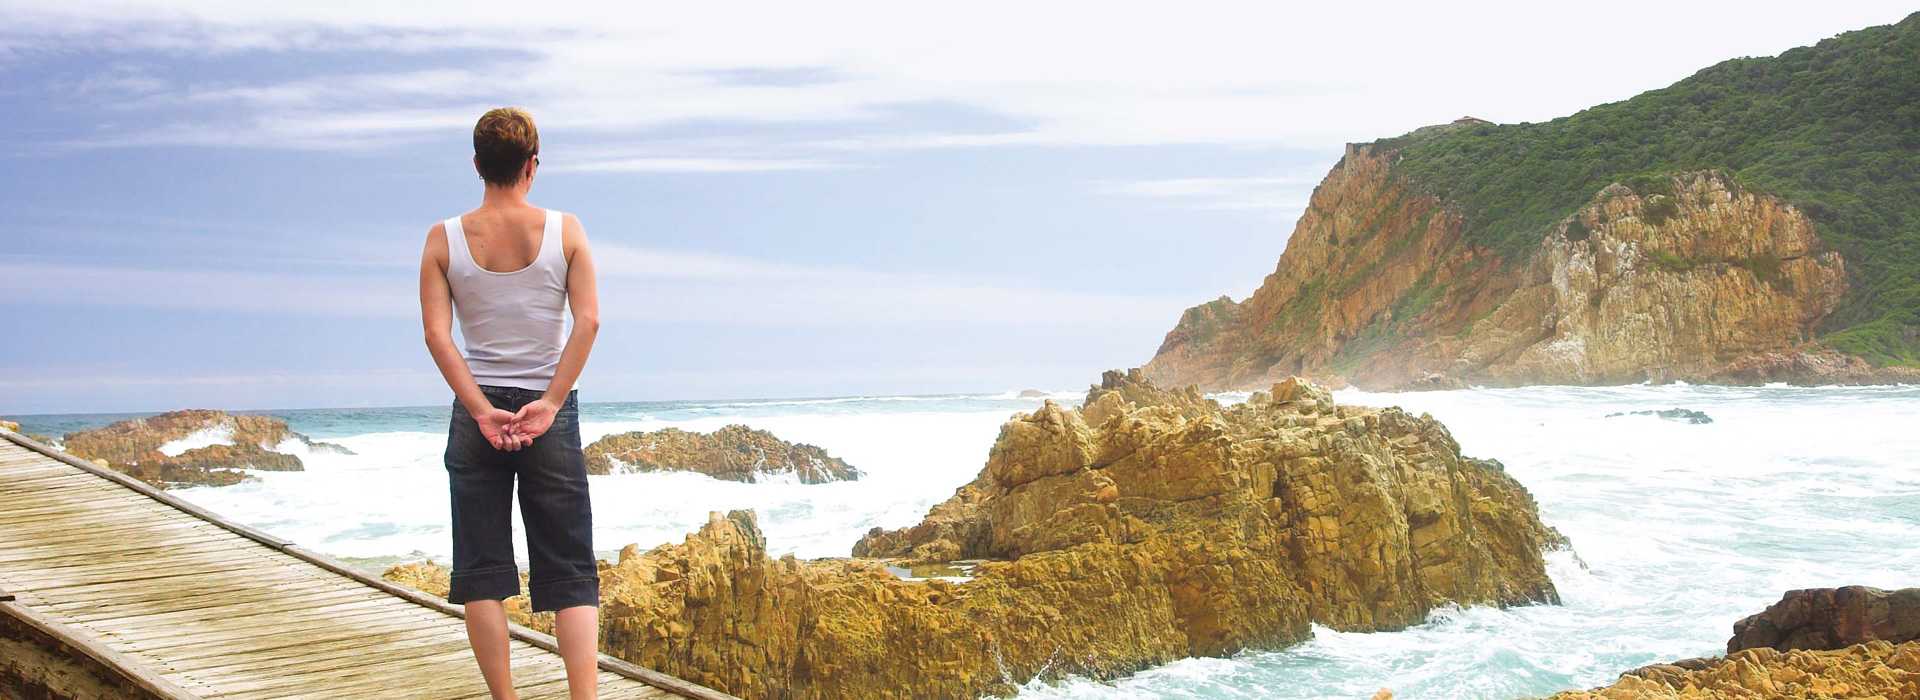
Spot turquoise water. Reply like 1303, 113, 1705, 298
14, 383, 1920, 698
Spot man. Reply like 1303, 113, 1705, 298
419, 107, 602, 700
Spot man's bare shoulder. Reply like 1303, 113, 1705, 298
559, 212, 589, 252
422, 221, 449, 263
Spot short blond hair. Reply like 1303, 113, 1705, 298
473, 107, 539, 186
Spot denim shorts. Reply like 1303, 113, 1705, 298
444, 385, 598, 611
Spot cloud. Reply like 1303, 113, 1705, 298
0, 248, 1203, 328
1095, 175, 1321, 212
547, 156, 849, 174
7, 2, 1913, 155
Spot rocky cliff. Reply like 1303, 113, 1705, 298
1147, 15, 1920, 389
584, 424, 860, 483
1551, 586, 1920, 699
1145, 149, 1893, 390
61, 409, 348, 488
389, 370, 1564, 698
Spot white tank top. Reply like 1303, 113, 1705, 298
444, 209, 569, 391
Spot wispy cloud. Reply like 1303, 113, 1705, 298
10, 2, 1908, 156
1094, 174, 1321, 213
547, 156, 849, 174
0, 248, 1202, 328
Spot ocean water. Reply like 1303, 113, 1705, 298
14, 383, 1920, 699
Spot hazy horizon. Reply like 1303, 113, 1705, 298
3, 2, 1913, 414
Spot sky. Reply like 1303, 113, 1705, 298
1, 1, 1912, 414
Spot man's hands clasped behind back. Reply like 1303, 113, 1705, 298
472, 398, 561, 452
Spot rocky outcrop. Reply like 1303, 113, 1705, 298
583, 425, 860, 483
854, 368, 1561, 628
1143, 148, 1881, 390
1729, 586, 1920, 653
387, 370, 1563, 699
61, 409, 348, 488
1553, 586, 1920, 698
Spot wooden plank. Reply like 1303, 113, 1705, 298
0, 599, 203, 699
206, 648, 493, 698
120, 608, 466, 658
102, 596, 430, 644
38, 575, 357, 615
76, 586, 389, 630
177, 633, 472, 680
7, 558, 301, 595
0, 481, 115, 499
151, 615, 468, 664
0, 532, 249, 564
0, 506, 193, 531
160, 625, 467, 674
21, 558, 321, 596
0, 493, 158, 521
112, 609, 451, 660
0, 428, 732, 699
0, 518, 229, 552
157, 617, 464, 667
5, 546, 279, 583
0, 463, 115, 481
504, 669, 615, 700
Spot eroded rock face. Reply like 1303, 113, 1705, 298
1143, 145, 1901, 390
387, 370, 1563, 699
856, 368, 1562, 631
583, 424, 860, 483
1730, 586, 1920, 653
61, 409, 348, 488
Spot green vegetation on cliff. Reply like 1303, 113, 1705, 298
1375, 13, 1920, 365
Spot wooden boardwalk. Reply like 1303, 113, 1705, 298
0, 429, 736, 700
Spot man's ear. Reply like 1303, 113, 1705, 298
473, 155, 483, 180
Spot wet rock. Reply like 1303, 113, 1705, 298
1605, 408, 1714, 424
1729, 586, 1920, 653
61, 409, 347, 488
583, 424, 860, 483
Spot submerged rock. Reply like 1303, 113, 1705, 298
387, 369, 1565, 699
1605, 408, 1714, 424
1017, 389, 1050, 398
583, 424, 860, 483
61, 409, 348, 488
